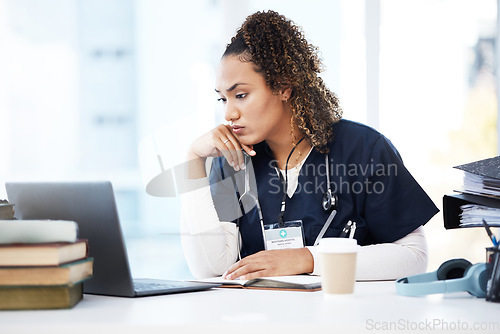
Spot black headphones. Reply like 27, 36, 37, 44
395, 258, 488, 298
322, 154, 337, 212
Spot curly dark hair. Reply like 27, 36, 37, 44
223, 10, 342, 153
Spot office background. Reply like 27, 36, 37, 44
0, 0, 497, 279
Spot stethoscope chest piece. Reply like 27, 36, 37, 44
322, 190, 338, 212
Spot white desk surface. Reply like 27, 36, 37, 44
2, 281, 500, 334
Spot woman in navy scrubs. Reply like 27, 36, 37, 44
181, 10, 438, 280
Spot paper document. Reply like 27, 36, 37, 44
195, 275, 322, 291
460, 204, 500, 227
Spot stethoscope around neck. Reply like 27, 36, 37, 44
321, 154, 338, 212
273, 137, 338, 227
313, 153, 339, 246
236, 139, 339, 257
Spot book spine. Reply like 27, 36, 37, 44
0, 220, 78, 244
0, 283, 83, 310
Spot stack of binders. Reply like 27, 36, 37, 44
0, 219, 93, 310
443, 156, 500, 229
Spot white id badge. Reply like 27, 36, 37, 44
263, 220, 305, 250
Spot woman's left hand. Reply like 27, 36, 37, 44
223, 248, 314, 280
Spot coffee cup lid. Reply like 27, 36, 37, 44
318, 238, 359, 253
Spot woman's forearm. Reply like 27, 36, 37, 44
180, 179, 239, 278
307, 226, 428, 280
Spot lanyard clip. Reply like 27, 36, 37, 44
277, 201, 286, 228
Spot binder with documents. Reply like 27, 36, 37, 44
454, 156, 500, 198
443, 156, 500, 229
443, 193, 500, 229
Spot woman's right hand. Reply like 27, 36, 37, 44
187, 124, 256, 177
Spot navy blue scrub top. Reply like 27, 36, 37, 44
209, 119, 439, 258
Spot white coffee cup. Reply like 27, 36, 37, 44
318, 238, 359, 295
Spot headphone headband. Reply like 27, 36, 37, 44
395, 259, 488, 298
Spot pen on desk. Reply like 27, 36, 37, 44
483, 219, 499, 247
339, 220, 353, 238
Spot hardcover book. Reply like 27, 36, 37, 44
0, 258, 93, 285
0, 240, 88, 266
0, 220, 78, 244
0, 283, 83, 310
0, 200, 14, 220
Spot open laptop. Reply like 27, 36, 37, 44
5, 181, 219, 297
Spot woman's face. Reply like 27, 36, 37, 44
215, 55, 291, 146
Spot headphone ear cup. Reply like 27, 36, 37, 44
436, 258, 472, 280
462, 263, 488, 297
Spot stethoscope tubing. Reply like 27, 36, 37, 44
237, 146, 337, 253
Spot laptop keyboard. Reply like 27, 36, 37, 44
131, 278, 219, 296
134, 280, 183, 292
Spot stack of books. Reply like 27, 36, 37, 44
0, 219, 93, 310
443, 156, 500, 229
